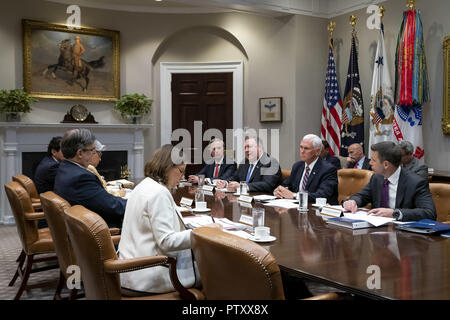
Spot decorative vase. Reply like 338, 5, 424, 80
4, 112, 22, 122
125, 114, 142, 124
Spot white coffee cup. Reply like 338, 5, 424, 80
315, 198, 327, 206
254, 226, 270, 240
195, 201, 207, 210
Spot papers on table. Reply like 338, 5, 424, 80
343, 211, 394, 227
182, 215, 251, 239
253, 195, 277, 201
107, 179, 135, 188
263, 199, 298, 209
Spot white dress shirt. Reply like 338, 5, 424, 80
355, 156, 366, 169
386, 166, 401, 209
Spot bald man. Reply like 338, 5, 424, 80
346, 143, 372, 170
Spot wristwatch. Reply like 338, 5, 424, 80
393, 209, 402, 221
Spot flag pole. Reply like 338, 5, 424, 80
327, 21, 335, 41
346, 15, 357, 134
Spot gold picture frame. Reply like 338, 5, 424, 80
259, 97, 282, 123
443, 36, 450, 134
23, 19, 120, 101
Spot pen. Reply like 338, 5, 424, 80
211, 215, 216, 223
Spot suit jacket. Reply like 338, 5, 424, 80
347, 157, 372, 170
118, 178, 196, 293
228, 153, 281, 193
54, 160, 127, 228
349, 168, 436, 221
322, 154, 341, 170
197, 158, 236, 180
281, 157, 338, 204
403, 157, 428, 181
34, 156, 60, 194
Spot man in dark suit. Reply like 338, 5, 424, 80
274, 134, 338, 204
216, 136, 281, 193
188, 138, 236, 183
34, 136, 64, 194
343, 141, 436, 221
54, 129, 127, 228
320, 140, 341, 170
346, 143, 372, 170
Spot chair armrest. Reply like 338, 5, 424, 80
32, 203, 42, 211
24, 211, 45, 220
443, 221, 450, 225
111, 235, 121, 245
109, 228, 120, 235
104, 255, 169, 274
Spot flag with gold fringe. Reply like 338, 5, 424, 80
393, 7, 429, 160
368, 20, 395, 158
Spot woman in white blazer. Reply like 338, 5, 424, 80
118, 144, 220, 293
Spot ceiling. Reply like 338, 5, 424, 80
47, 0, 387, 18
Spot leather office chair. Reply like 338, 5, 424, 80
40, 191, 121, 300
429, 183, 450, 222
13, 174, 42, 211
191, 227, 343, 300
281, 169, 291, 181
63, 205, 203, 300
337, 169, 374, 204
4, 181, 58, 300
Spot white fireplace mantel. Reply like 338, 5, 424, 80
0, 122, 153, 225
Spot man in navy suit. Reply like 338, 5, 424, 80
216, 136, 281, 193
274, 134, 338, 204
54, 129, 126, 228
188, 139, 236, 183
34, 136, 64, 194
320, 140, 341, 170
346, 143, 372, 170
343, 141, 436, 221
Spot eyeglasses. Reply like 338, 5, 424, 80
82, 147, 96, 152
176, 167, 185, 175
96, 151, 103, 157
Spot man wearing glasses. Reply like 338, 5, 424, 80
54, 129, 127, 228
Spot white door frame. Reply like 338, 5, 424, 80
160, 61, 243, 145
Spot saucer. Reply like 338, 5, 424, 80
192, 207, 211, 213
248, 235, 276, 242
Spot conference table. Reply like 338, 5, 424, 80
173, 185, 450, 300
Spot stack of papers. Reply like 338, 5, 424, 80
263, 199, 298, 209
183, 215, 251, 239
342, 211, 394, 227
253, 195, 277, 201
107, 179, 135, 188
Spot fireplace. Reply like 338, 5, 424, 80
0, 122, 152, 224
22, 151, 128, 182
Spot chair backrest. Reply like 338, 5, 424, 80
429, 183, 450, 222
281, 169, 291, 181
337, 156, 348, 169
337, 169, 374, 203
12, 174, 39, 200
4, 181, 39, 254
40, 191, 75, 278
191, 227, 285, 300
64, 205, 121, 300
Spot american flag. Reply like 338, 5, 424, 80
321, 39, 342, 156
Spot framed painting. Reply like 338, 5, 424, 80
259, 97, 282, 123
22, 19, 120, 101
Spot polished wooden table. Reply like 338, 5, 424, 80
429, 170, 450, 183
173, 185, 450, 300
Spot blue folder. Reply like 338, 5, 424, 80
396, 219, 450, 234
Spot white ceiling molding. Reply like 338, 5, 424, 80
46, 0, 387, 18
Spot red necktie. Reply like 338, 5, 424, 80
214, 164, 220, 178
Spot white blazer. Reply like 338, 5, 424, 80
118, 177, 197, 293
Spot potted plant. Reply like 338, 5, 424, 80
0, 89, 37, 122
114, 93, 152, 124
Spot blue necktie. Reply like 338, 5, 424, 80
246, 164, 254, 182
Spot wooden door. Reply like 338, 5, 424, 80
172, 73, 233, 176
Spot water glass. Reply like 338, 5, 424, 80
195, 189, 205, 206
297, 191, 308, 212
198, 174, 205, 187
252, 207, 265, 230
240, 181, 249, 195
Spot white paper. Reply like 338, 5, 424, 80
224, 230, 251, 239
264, 199, 298, 209
253, 195, 277, 201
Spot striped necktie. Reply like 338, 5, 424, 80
246, 164, 254, 183
301, 166, 310, 191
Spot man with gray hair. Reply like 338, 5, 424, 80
274, 134, 338, 204
399, 140, 428, 181
54, 129, 127, 228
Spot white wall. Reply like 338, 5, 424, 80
332, 0, 450, 170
